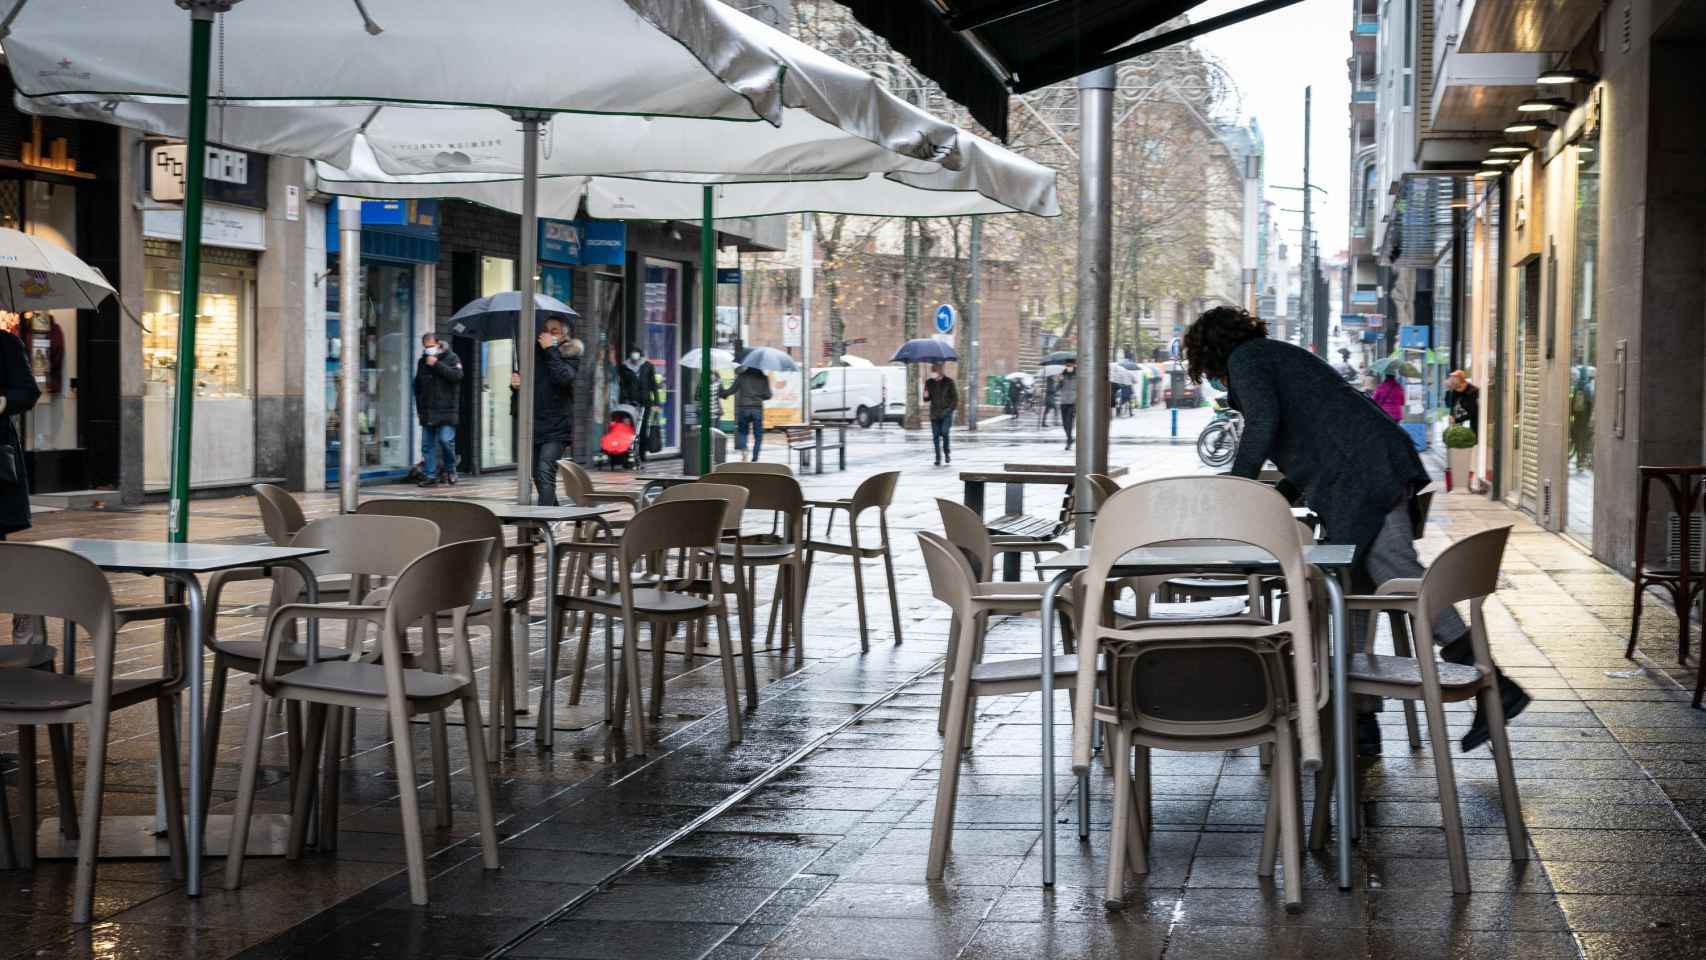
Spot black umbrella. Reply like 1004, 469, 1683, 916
891, 338, 959, 363
445, 291, 579, 341
1040, 349, 1077, 366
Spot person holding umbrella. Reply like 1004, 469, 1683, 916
923, 362, 958, 466
0, 320, 42, 641
721, 364, 773, 461
511, 317, 583, 504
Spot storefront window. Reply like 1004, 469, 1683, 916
143, 259, 255, 399
480, 256, 516, 468
1567, 133, 1600, 539
642, 259, 681, 451
16, 180, 78, 454
325, 261, 415, 480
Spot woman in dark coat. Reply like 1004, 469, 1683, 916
0, 325, 40, 536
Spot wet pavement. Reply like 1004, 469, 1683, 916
6, 404, 1706, 959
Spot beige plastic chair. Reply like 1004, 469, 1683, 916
202, 514, 440, 839
705, 471, 808, 656
1074, 476, 1323, 913
1315, 525, 1525, 894
557, 497, 742, 748
559, 459, 644, 515
802, 471, 904, 652
224, 537, 500, 906
711, 461, 794, 476
916, 532, 1096, 880
358, 499, 519, 752
0, 543, 188, 923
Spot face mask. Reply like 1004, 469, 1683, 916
1208, 377, 1227, 392
423, 345, 439, 356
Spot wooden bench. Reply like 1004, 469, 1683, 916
783, 423, 848, 474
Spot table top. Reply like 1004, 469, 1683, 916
36, 537, 328, 574
468, 501, 619, 523
959, 471, 1079, 485
1036, 542, 1355, 574
1001, 463, 1130, 477
634, 473, 701, 485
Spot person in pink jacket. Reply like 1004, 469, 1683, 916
1372, 373, 1405, 421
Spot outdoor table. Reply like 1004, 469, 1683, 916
794, 423, 848, 474
960, 468, 1126, 581
633, 472, 700, 505
33, 537, 328, 899
1031, 542, 1357, 891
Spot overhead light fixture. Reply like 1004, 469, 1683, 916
1488, 144, 1530, 154
1578, 144, 1595, 154
1475, 169, 1503, 179
1504, 118, 1556, 134
1536, 68, 1597, 85
1481, 157, 1516, 166
1517, 96, 1574, 113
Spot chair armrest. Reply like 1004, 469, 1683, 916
807, 498, 852, 511
260, 603, 387, 690
207, 566, 276, 612
1376, 577, 1423, 595
1344, 593, 1419, 611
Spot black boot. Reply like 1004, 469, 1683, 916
1440, 634, 1531, 752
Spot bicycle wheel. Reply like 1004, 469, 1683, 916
1197, 422, 1236, 467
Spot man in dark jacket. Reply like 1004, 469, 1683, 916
720, 365, 771, 461
922, 362, 958, 466
618, 348, 661, 465
1183, 306, 1528, 755
413, 332, 464, 486
0, 325, 42, 641
512, 318, 582, 505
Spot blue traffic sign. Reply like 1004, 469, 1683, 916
934, 304, 957, 335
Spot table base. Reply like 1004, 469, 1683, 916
32, 814, 294, 860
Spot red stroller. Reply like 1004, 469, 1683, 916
600, 404, 640, 469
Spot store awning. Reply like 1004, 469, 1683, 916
831, 0, 1308, 141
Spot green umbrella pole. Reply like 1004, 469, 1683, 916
166, 10, 215, 543
700, 186, 714, 474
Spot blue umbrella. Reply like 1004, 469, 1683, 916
736, 345, 798, 372
891, 338, 959, 363
446, 291, 579, 341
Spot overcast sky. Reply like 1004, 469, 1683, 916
1188, 0, 1352, 259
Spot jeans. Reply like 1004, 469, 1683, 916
1059, 404, 1077, 444
1350, 502, 1471, 713
534, 438, 565, 506
735, 408, 764, 459
0, 531, 45, 642
930, 414, 952, 460
635, 405, 653, 465
420, 422, 457, 477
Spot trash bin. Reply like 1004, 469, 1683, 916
681, 427, 729, 476
1167, 367, 1188, 408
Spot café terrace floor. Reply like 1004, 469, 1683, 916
5, 406, 1706, 960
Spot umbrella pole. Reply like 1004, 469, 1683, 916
337, 199, 363, 512
515, 115, 541, 504
165, 7, 216, 543
699, 186, 713, 474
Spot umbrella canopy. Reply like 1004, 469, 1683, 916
836, 355, 875, 368
1004, 371, 1035, 383
0, 227, 115, 313
1371, 357, 1423, 379
1118, 358, 1141, 370
1109, 365, 1139, 386
446, 292, 579, 342
681, 347, 737, 370
1040, 350, 1077, 366
736, 346, 798, 373
1039, 364, 1066, 378
891, 339, 959, 364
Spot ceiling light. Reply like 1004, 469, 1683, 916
1517, 96, 1574, 113
1481, 157, 1516, 166
1504, 119, 1556, 134
1578, 145, 1595, 154
1488, 144, 1529, 154
1536, 68, 1597, 85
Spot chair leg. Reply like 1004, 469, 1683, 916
713, 607, 743, 745
1134, 745, 1152, 849
849, 551, 871, 654
47, 724, 77, 842
1480, 680, 1529, 861
487, 611, 509, 756
288, 702, 327, 861
225, 690, 271, 890
428, 705, 453, 832
1422, 693, 1472, 894
927, 683, 973, 878
1105, 724, 1133, 910
792, 560, 806, 657
621, 611, 649, 749
387, 704, 431, 905
649, 620, 667, 722
569, 604, 595, 706
459, 694, 501, 870
1274, 719, 1304, 913
937, 613, 959, 735
69, 705, 110, 924
154, 696, 188, 880
200, 654, 229, 828
18, 725, 36, 867
1259, 756, 1279, 877
1309, 711, 1335, 853
881, 543, 904, 645
1625, 579, 1644, 658
1389, 613, 1424, 749
0, 732, 13, 870
319, 707, 344, 852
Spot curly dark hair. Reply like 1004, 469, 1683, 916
1183, 306, 1269, 384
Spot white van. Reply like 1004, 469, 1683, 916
809, 366, 907, 427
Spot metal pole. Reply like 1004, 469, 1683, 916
1075, 67, 1116, 545
967, 216, 982, 431
337, 197, 362, 513
515, 115, 541, 503
799, 213, 814, 426
700, 186, 714, 473
166, 7, 219, 542
1302, 86, 1321, 355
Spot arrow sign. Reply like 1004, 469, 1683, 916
934, 303, 957, 335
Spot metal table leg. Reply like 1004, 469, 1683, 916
1322, 568, 1353, 890
165, 572, 207, 898
1038, 568, 1073, 887
537, 523, 561, 749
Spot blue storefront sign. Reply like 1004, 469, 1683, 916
716, 267, 742, 285
539, 218, 581, 264
1399, 325, 1430, 348
537, 217, 626, 266
326, 199, 439, 263
540, 264, 573, 306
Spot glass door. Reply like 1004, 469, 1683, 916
1566, 135, 1600, 540
641, 258, 682, 452
479, 256, 516, 468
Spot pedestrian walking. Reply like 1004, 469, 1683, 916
1333, 347, 1359, 382
1446, 369, 1480, 430
1182, 305, 1529, 756
0, 323, 43, 642
511, 317, 582, 504
413, 332, 463, 486
618, 348, 661, 465
720, 365, 772, 461
1040, 374, 1057, 427
1056, 357, 1078, 449
923, 362, 958, 465
1372, 372, 1405, 421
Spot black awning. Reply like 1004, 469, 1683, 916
833, 0, 1306, 142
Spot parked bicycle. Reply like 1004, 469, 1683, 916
1196, 399, 1243, 467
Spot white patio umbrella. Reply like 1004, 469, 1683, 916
679, 347, 736, 370
0, 227, 116, 312
3, 0, 983, 516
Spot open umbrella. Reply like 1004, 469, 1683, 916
837, 355, 876, 368
1109, 365, 1139, 386
892, 339, 959, 364
446, 292, 579, 341
680, 347, 737, 370
1371, 356, 1423, 379
1004, 371, 1035, 383
1118, 358, 1141, 370
1041, 350, 1077, 366
736, 346, 798, 372
0, 227, 117, 312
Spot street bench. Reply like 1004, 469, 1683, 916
784, 423, 848, 474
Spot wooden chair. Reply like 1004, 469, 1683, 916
556, 497, 742, 748
1318, 525, 1526, 894
1075, 477, 1324, 913
803, 471, 904, 652
225, 538, 501, 905
0, 543, 188, 923
1625, 466, 1706, 684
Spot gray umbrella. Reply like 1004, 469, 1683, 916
446, 291, 579, 341
736, 346, 799, 372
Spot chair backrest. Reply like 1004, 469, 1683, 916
917, 531, 976, 617
849, 471, 900, 515
706, 471, 805, 540
358, 498, 503, 548
936, 497, 994, 582
379, 537, 496, 681
1420, 525, 1510, 619
1086, 473, 1121, 510
712, 461, 794, 477
1109, 635, 1286, 737
556, 459, 594, 504
659, 481, 749, 533
620, 498, 730, 567
254, 482, 307, 545
289, 514, 442, 580
0, 543, 116, 659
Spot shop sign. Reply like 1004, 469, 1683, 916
326, 199, 440, 257
1399, 325, 1430, 348
540, 264, 573, 306
716, 268, 742, 285
147, 141, 269, 209
539, 218, 581, 264
142, 201, 267, 251
580, 220, 626, 265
